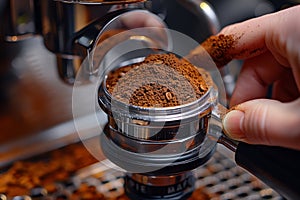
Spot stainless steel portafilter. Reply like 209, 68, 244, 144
73, 28, 300, 200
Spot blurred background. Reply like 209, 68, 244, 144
0, 0, 299, 164
0, 1, 299, 199
0, 0, 298, 164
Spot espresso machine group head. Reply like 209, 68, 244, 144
2, 0, 160, 84
1, 0, 221, 84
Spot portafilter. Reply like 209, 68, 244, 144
73, 28, 300, 200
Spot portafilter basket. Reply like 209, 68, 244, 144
73, 28, 300, 200
97, 50, 219, 199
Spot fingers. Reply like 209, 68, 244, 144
219, 17, 269, 60
188, 11, 273, 67
196, 5, 300, 69
220, 5, 300, 61
229, 51, 288, 106
219, 5, 300, 150
272, 70, 300, 102
224, 5, 300, 106
223, 99, 300, 150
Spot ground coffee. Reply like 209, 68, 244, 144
106, 53, 209, 107
200, 34, 236, 67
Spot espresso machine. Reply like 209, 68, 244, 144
1, 0, 300, 200
0, 0, 220, 160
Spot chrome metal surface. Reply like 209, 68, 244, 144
100, 85, 213, 140
74, 10, 168, 81
4, 0, 36, 41
56, 55, 83, 84
2, 0, 223, 84
129, 173, 190, 187
0, 37, 101, 160
81, 150, 283, 200
177, 0, 220, 35
39, 1, 141, 84
2, 0, 149, 83
2, 146, 283, 199
218, 135, 238, 152
55, 0, 145, 4
76, 151, 279, 199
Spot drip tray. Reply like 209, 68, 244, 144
0, 142, 283, 200
74, 152, 284, 200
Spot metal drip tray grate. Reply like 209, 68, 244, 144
193, 152, 283, 200
0, 144, 284, 200
72, 151, 283, 200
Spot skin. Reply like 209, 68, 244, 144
219, 5, 300, 150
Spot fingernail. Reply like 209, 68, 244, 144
223, 110, 245, 140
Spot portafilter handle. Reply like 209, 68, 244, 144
233, 142, 300, 200
212, 104, 300, 200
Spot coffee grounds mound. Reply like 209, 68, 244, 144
106, 53, 209, 107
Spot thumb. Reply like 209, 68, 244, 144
222, 99, 300, 150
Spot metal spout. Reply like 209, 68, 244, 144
36, 1, 164, 84
3, 0, 37, 41
40, 1, 139, 84
2, 0, 147, 84
51, 6, 134, 84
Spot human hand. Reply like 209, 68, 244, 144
216, 5, 300, 150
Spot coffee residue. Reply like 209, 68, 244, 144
201, 34, 236, 67
106, 53, 209, 107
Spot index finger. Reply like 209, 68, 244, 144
189, 5, 300, 68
